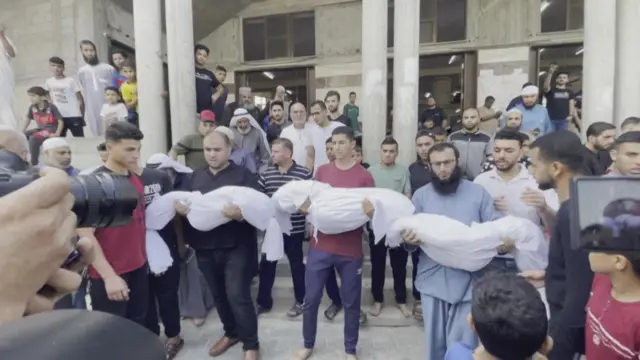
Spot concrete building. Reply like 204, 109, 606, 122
0, 0, 625, 168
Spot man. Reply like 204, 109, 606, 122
483, 112, 533, 173
520, 131, 594, 360
212, 65, 228, 121
110, 50, 128, 88
511, 85, 552, 137
325, 137, 335, 163
77, 40, 115, 137
80, 142, 109, 175
0, 24, 17, 129
506, 82, 532, 111
265, 100, 291, 144
367, 137, 412, 318
229, 108, 270, 173
279, 102, 314, 171
214, 125, 258, 173
45, 56, 85, 137
343, 91, 360, 133
407, 130, 436, 320
175, 131, 260, 360
585, 121, 616, 174
308, 100, 345, 172
621, 116, 640, 133
78, 122, 148, 327
40, 138, 80, 176
543, 65, 578, 132
503, 108, 524, 131
135, 164, 185, 359
420, 95, 447, 130
194, 44, 224, 115
222, 87, 261, 127
474, 130, 558, 273
256, 138, 312, 317
169, 110, 217, 169
447, 108, 491, 180
478, 96, 502, 135
610, 131, 640, 175
402, 142, 501, 360
325, 91, 352, 129
295, 126, 375, 360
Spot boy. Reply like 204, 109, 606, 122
119, 61, 138, 128
445, 273, 552, 360
353, 146, 369, 169
212, 65, 228, 121
45, 57, 85, 137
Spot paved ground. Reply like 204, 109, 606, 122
175, 306, 425, 360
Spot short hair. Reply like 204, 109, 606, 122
215, 65, 227, 73
586, 122, 616, 138
121, 60, 136, 70
332, 126, 355, 141
105, 122, 144, 143
49, 56, 64, 66
194, 44, 210, 55
349, 92, 356, 96
111, 50, 128, 58
325, 137, 333, 145
270, 100, 284, 111
557, 71, 569, 77
310, 100, 327, 111
431, 127, 447, 137
27, 86, 47, 97
79, 40, 96, 50
621, 117, 640, 129
205, 131, 231, 147
426, 142, 459, 163
324, 90, 341, 102
599, 198, 640, 277
272, 138, 293, 153
614, 131, 640, 149
381, 137, 398, 148
104, 86, 121, 96
416, 129, 435, 141
493, 129, 525, 146
530, 131, 594, 175
472, 273, 548, 360
354, 146, 362, 153
485, 96, 495, 102
96, 142, 107, 152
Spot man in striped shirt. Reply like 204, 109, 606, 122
256, 137, 312, 317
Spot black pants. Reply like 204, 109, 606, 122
197, 246, 259, 351
28, 136, 44, 165
257, 233, 306, 308
60, 117, 85, 137
89, 264, 149, 328
144, 258, 181, 338
411, 250, 420, 301
369, 236, 408, 304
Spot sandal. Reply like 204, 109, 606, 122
164, 337, 184, 360
323, 303, 343, 320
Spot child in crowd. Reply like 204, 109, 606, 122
22, 86, 63, 165
100, 86, 128, 130
431, 126, 448, 143
585, 198, 640, 360
445, 273, 552, 360
354, 146, 369, 169
119, 61, 139, 128
44, 56, 85, 137
325, 137, 335, 163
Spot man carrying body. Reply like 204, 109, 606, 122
279, 102, 314, 171
402, 142, 501, 360
256, 138, 312, 317
229, 108, 270, 173
77, 40, 115, 137
367, 137, 412, 318
295, 127, 375, 360
175, 131, 260, 360
169, 110, 217, 169
447, 108, 491, 180
308, 100, 345, 173
40, 138, 80, 176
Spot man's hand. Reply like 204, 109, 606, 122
549, 64, 559, 72
174, 200, 190, 216
401, 229, 421, 245
519, 269, 546, 288
496, 237, 515, 254
493, 196, 509, 213
495, 110, 503, 118
299, 197, 311, 216
362, 198, 375, 218
520, 187, 546, 211
104, 275, 130, 301
211, 94, 219, 103
222, 204, 243, 220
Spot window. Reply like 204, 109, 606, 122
388, 0, 467, 47
243, 12, 316, 61
541, 0, 584, 33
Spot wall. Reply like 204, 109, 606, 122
477, 47, 530, 111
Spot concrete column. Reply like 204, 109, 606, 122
392, 0, 420, 166
133, 0, 167, 162
361, 0, 388, 164
165, 0, 197, 144
582, 0, 616, 133
614, 0, 640, 127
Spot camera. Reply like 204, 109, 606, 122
570, 176, 640, 253
0, 149, 139, 229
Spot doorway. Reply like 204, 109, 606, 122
235, 67, 315, 112
532, 43, 584, 103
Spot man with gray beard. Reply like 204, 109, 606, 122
221, 87, 261, 127
77, 40, 115, 137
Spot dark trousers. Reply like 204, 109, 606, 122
60, 117, 85, 137
196, 246, 259, 351
144, 258, 181, 338
28, 136, 44, 165
257, 233, 306, 308
325, 270, 342, 305
411, 250, 420, 301
303, 248, 362, 355
369, 237, 408, 304
89, 264, 149, 328
128, 112, 139, 128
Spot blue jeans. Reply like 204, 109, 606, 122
551, 119, 569, 132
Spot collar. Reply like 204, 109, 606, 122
486, 163, 530, 182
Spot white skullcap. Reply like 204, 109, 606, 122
215, 126, 235, 142
146, 153, 193, 173
507, 108, 522, 115
521, 85, 539, 96
41, 138, 70, 152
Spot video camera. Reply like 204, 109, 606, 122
571, 176, 640, 253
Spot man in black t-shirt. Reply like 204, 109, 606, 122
194, 44, 223, 114
420, 95, 447, 130
543, 65, 577, 132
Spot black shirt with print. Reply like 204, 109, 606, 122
140, 168, 179, 250
195, 67, 220, 113
544, 87, 574, 120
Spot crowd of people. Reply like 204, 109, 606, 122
1, 31, 640, 360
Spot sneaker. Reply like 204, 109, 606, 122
256, 304, 271, 316
286, 302, 304, 318
359, 310, 367, 325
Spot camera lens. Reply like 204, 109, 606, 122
71, 173, 140, 228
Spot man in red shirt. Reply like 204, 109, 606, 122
295, 126, 375, 360
78, 122, 148, 327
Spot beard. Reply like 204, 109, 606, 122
495, 160, 517, 172
430, 166, 463, 195
83, 55, 100, 66
538, 178, 555, 191
506, 123, 521, 131
240, 101, 255, 110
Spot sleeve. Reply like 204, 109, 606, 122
304, 169, 313, 180
479, 188, 501, 222
171, 136, 192, 155
161, 172, 174, 193
50, 105, 63, 120
117, 104, 129, 119
314, 166, 324, 182
70, 79, 80, 93
244, 152, 258, 173
403, 170, 411, 195
26, 106, 33, 119
257, 174, 267, 194
363, 170, 375, 187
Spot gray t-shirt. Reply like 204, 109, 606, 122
368, 163, 411, 195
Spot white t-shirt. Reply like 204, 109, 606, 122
100, 103, 128, 125
307, 120, 345, 172
45, 77, 82, 117
279, 124, 312, 167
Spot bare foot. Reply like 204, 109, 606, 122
397, 303, 412, 318
368, 302, 384, 317
294, 348, 313, 360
